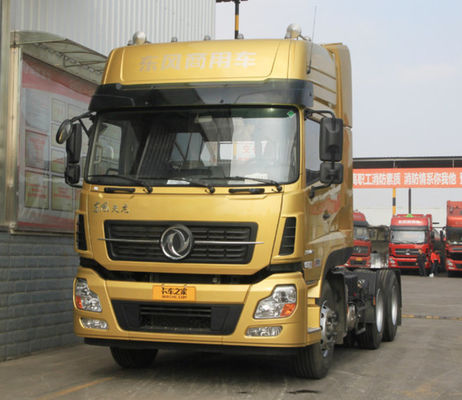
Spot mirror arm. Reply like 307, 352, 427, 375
70, 111, 95, 137
77, 119, 89, 136
309, 179, 333, 199
304, 109, 336, 120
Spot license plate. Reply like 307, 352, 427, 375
153, 285, 196, 302
356, 257, 363, 261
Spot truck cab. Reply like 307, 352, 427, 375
345, 211, 371, 267
388, 214, 432, 271
445, 201, 462, 275
56, 27, 401, 379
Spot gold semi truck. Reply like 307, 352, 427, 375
57, 25, 402, 379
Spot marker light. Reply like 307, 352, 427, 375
254, 285, 297, 319
75, 278, 102, 312
132, 31, 146, 45
284, 23, 307, 40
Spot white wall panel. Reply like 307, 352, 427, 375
11, 0, 216, 56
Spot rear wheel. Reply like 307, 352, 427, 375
293, 281, 337, 379
357, 273, 384, 349
383, 271, 400, 342
110, 347, 158, 369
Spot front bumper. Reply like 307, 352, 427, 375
446, 259, 462, 271
388, 256, 429, 269
74, 267, 319, 348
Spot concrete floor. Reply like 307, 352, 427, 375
1, 273, 461, 400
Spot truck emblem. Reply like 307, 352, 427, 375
160, 225, 193, 260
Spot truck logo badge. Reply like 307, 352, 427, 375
160, 225, 193, 260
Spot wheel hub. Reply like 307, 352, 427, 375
320, 301, 338, 357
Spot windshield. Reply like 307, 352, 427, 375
86, 107, 299, 187
354, 226, 370, 241
390, 230, 427, 244
446, 227, 462, 244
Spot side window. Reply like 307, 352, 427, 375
305, 118, 321, 185
91, 123, 122, 175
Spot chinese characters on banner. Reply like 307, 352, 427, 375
353, 168, 462, 188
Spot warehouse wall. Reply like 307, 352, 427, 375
11, 0, 216, 56
0, 233, 78, 360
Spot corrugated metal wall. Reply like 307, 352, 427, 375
11, 0, 216, 56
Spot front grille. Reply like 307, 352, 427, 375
449, 252, 462, 261
353, 246, 369, 255
395, 248, 419, 256
398, 261, 417, 267
104, 221, 257, 264
112, 300, 243, 335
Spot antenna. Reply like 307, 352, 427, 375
307, 5, 317, 74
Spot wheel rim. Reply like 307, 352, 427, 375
390, 284, 399, 326
376, 289, 384, 333
320, 301, 337, 358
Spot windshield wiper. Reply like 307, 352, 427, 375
87, 174, 153, 193
165, 177, 215, 194
227, 176, 282, 192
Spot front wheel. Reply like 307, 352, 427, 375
293, 281, 337, 379
110, 347, 158, 369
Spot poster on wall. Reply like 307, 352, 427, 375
25, 131, 49, 170
17, 55, 96, 232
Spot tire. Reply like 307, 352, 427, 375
110, 347, 158, 369
293, 281, 337, 379
383, 271, 400, 342
357, 273, 384, 349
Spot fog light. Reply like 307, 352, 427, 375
254, 285, 297, 319
81, 318, 108, 330
246, 326, 282, 337
75, 278, 102, 312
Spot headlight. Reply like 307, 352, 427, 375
254, 285, 297, 319
75, 278, 102, 312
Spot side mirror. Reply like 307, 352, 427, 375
56, 120, 73, 144
65, 164, 80, 185
320, 161, 343, 184
63, 123, 82, 186
66, 124, 82, 164
319, 117, 343, 162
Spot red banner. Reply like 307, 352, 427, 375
353, 168, 462, 188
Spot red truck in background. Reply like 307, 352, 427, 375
388, 213, 433, 272
445, 201, 462, 276
345, 211, 371, 267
